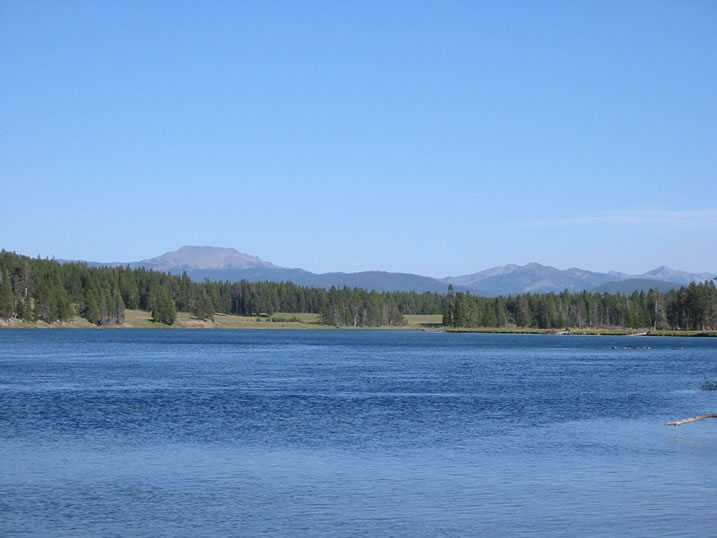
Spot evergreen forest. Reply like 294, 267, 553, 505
442, 283, 717, 331
0, 250, 715, 331
0, 251, 440, 327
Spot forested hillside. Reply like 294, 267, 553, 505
0, 251, 443, 327
442, 282, 717, 331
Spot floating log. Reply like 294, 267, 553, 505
666, 414, 717, 426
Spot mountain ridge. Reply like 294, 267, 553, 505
62, 245, 715, 296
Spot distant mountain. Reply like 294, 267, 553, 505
174, 267, 452, 294
443, 263, 715, 297
107, 246, 453, 293
130, 245, 277, 272
443, 263, 615, 296
62, 246, 715, 296
643, 266, 716, 287
442, 264, 520, 289
295, 270, 452, 293
591, 278, 682, 294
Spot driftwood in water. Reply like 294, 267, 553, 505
666, 414, 717, 426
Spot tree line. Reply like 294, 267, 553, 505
0, 250, 444, 326
1, 250, 714, 330
442, 282, 717, 331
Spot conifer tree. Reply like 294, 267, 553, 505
15, 294, 26, 320
113, 288, 125, 324
152, 288, 177, 325
191, 289, 214, 320
83, 290, 101, 325
0, 269, 14, 318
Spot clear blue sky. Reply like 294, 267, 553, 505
2, 1, 715, 277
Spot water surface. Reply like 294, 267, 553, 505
1, 330, 716, 536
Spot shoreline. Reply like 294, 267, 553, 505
444, 327, 717, 337
1, 313, 715, 337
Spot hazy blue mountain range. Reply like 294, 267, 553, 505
72, 246, 714, 296
78, 246, 451, 294
591, 278, 683, 294
441, 263, 617, 296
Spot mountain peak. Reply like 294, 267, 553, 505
644, 266, 715, 286
646, 265, 671, 273
139, 246, 278, 271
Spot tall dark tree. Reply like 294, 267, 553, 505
0, 269, 14, 318
191, 288, 214, 321
152, 288, 177, 325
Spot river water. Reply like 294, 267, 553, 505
1, 329, 716, 536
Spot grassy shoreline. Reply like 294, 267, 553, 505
1, 311, 715, 336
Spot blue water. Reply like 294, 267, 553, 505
1, 330, 716, 536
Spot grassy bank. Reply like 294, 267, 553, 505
646, 329, 717, 337
2, 312, 715, 336
121, 310, 326, 329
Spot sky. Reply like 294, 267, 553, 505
1, 1, 715, 277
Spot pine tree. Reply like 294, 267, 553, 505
83, 290, 101, 325
191, 289, 214, 321
163, 292, 177, 325
152, 288, 177, 325
0, 269, 14, 318
15, 293, 26, 320
443, 284, 456, 326
114, 288, 125, 324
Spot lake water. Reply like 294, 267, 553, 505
1, 329, 716, 536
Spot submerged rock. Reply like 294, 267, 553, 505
699, 378, 717, 391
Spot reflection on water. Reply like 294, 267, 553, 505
1, 330, 716, 536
